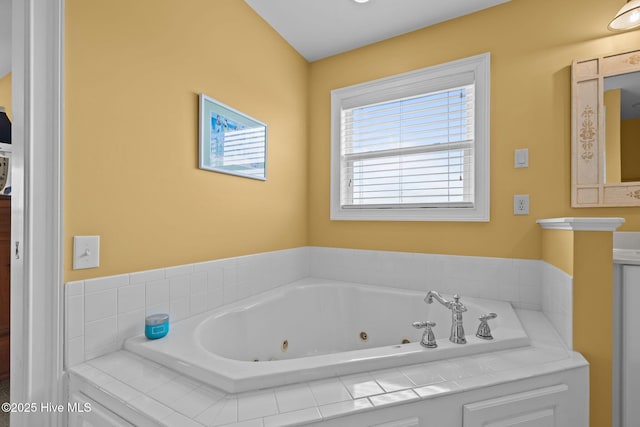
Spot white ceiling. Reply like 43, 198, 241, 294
244, 0, 511, 62
0, 0, 10, 78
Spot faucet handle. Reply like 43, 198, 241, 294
412, 320, 436, 329
412, 321, 437, 348
476, 313, 497, 340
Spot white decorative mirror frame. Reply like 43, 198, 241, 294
572, 49, 640, 207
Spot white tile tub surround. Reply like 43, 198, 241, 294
68, 310, 587, 427
65, 246, 545, 367
65, 247, 312, 367
542, 262, 573, 349
309, 247, 543, 310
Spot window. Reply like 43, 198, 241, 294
330, 53, 490, 221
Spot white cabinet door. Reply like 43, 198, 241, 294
68, 392, 134, 427
463, 384, 568, 427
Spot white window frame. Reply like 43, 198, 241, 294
330, 53, 490, 222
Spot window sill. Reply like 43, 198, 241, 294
330, 206, 490, 222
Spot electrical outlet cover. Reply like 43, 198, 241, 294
514, 194, 529, 215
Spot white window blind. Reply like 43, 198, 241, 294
330, 52, 490, 222
340, 85, 475, 209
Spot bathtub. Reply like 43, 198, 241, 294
125, 278, 530, 393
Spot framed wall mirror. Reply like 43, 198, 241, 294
572, 49, 640, 207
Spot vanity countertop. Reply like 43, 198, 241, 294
614, 248, 640, 265
613, 232, 640, 265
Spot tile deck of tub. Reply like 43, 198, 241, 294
68, 310, 587, 427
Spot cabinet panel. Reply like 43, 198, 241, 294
485, 409, 554, 427
68, 392, 133, 427
0, 335, 9, 381
371, 418, 419, 427
463, 384, 568, 427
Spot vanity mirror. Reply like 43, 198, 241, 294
572, 49, 640, 207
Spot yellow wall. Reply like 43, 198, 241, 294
307, 0, 640, 259
0, 73, 11, 120
541, 229, 574, 275
64, 0, 309, 281
621, 117, 640, 181
64, 0, 640, 276
605, 89, 621, 183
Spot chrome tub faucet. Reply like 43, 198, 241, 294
425, 291, 467, 344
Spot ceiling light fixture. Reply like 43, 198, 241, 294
353, 0, 370, 3
609, 0, 640, 31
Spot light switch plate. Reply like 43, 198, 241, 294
73, 236, 100, 270
515, 148, 529, 168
